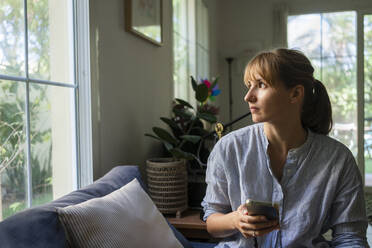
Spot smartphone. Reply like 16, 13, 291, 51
245, 199, 279, 220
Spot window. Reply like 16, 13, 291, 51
195, 0, 209, 80
365, 14, 372, 185
288, 11, 372, 186
173, 0, 210, 103
0, 0, 91, 220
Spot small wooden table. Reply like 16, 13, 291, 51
166, 209, 213, 240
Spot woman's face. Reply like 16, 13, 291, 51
244, 74, 294, 124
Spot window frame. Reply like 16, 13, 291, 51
0, 0, 92, 210
359, 10, 372, 191
172, 0, 210, 104
287, 8, 372, 190
75, 0, 93, 188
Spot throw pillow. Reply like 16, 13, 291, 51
58, 178, 183, 248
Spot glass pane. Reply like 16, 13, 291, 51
195, 0, 209, 80
196, 0, 208, 50
196, 46, 209, 79
29, 83, 76, 206
173, 0, 187, 37
311, 58, 322, 82
323, 56, 357, 155
322, 12, 356, 58
0, 80, 27, 220
288, 14, 321, 59
27, 0, 74, 84
365, 15, 372, 57
0, 0, 25, 77
173, 0, 190, 101
173, 32, 189, 101
365, 15, 372, 185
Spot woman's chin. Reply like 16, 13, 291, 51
251, 115, 263, 123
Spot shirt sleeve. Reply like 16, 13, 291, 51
201, 141, 232, 221
330, 154, 369, 247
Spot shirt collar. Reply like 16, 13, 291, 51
259, 123, 315, 161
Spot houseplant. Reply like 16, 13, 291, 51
145, 76, 220, 209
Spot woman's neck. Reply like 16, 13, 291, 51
263, 121, 307, 155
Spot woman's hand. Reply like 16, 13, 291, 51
233, 204, 280, 238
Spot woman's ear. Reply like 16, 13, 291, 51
290, 85, 304, 103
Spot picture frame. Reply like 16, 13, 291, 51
125, 0, 163, 46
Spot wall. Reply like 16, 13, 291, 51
215, 0, 372, 130
89, 0, 173, 179
89, 0, 218, 179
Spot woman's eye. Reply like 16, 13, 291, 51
258, 82, 266, 88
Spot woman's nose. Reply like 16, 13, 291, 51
244, 89, 256, 103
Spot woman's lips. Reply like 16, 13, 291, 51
250, 107, 258, 112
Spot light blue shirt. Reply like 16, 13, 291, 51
202, 123, 368, 247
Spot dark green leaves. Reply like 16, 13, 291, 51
152, 127, 178, 145
145, 133, 174, 151
195, 84, 209, 102
191, 76, 198, 91
160, 117, 179, 131
175, 98, 193, 109
145, 75, 220, 162
173, 107, 193, 120
144, 133, 161, 141
169, 148, 194, 160
197, 112, 217, 123
180, 135, 201, 144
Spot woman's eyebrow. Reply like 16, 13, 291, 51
254, 76, 263, 81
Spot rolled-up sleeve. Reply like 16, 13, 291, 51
330, 155, 369, 247
201, 142, 232, 221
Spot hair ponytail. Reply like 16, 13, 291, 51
301, 79, 333, 135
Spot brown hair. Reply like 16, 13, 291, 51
244, 48, 333, 135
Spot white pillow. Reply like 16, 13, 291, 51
58, 178, 183, 248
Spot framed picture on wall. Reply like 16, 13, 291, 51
125, 0, 163, 46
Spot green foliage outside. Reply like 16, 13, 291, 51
0, 0, 53, 219
2, 187, 52, 219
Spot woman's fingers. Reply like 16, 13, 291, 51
245, 214, 268, 223
240, 223, 280, 238
239, 219, 278, 231
253, 224, 280, 237
235, 204, 280, 238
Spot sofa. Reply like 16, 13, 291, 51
0, 165, 216, 248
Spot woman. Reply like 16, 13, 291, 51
201, 48, 368, 247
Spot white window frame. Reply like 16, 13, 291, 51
75, 0, 93, 188
0, 0, 92, 210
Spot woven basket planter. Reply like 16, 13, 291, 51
146, 158, 188, 215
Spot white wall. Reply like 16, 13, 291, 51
215, 0, 372, 130
89, 0, 218, 179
